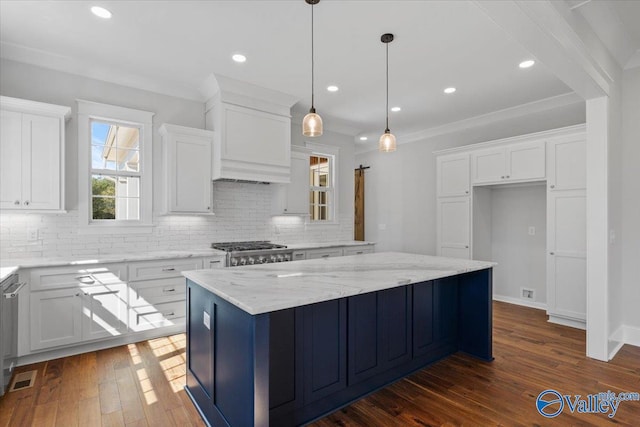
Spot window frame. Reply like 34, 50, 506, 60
305, 142, 339, 224
77, 100, 154, 233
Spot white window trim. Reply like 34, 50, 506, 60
305, 142, 339, 225
77, 100, 154, 234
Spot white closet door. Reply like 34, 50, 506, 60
547, 189, 586, 321
437, 197, 470, 259
437, 153, 469, 197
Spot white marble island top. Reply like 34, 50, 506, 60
182, 252, 495, 315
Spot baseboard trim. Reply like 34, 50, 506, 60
608, 324, 640, 360
16, 324, 185, 367
548, 315, 586, 330
492, 294, 547, 311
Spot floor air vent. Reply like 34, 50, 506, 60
8, 370, 37, 392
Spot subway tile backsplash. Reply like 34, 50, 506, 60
0, 182, 353, 260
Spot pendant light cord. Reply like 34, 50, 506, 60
385, 41, 389, 132
311, 3, 315, 110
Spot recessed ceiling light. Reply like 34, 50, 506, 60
232, 54, 247, 63
519, 60, 535, 69
359, 136, 368, 141
90, 6, 112, 19
327, 85, 339, 92
391, 107, 401, 112
444, 87, 456, 94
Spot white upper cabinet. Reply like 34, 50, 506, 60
471, 140, 545, 185
437, 153, 469, 197
547, 135, 586, 191
160, 124, 214, 214
272, 146, 311, 215
0, 97, 70, 211
203, 74, 298, 183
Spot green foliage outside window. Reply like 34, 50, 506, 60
92, 177, 116, 219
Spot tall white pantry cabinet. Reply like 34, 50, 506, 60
0, 96, 71, 212
436, 125, 586, 329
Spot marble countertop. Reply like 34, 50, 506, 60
183, 252, 495, 315
0, 249, 227, 271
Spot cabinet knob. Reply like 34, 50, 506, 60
23, 200, 30, 206
465, 190, 469, 194
501, 176, 505, 179
14, 200, 20, 205
506, 175, 510, 178
550, 185, 555, 189
550, 252, 555, 255
207, 206, 210, 210
465, 245, 469, 248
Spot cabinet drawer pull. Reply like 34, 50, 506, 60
14, 200, 20, 205
321, 254, 330, 258
162, 267, 176, 272
23, 200, 30, 206
84, 290, 119, 297
209, 260, 221, 264
355, 251, 363, 255
163, 288, 176, 293
163, 311, 175, 317
75, 275, 95, 284
3, 282, 26, 299
550, 185, 555, 189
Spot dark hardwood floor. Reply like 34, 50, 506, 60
1, 302, 639, 426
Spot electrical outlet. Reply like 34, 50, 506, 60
27, 228, 39, 241
203, 311, 210, 330
521, 288, 535, 300
528, 226, 536, 236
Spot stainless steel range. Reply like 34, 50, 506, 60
211, 241, 293, 267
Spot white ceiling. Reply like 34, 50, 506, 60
0, 1, 636, 145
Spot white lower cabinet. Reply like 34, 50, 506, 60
30, 289, 83, 351
342, 246, 375, 256
24, 256, 218, 356
305, 248, 344, 259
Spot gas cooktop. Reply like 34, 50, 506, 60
210, 241, 287, 252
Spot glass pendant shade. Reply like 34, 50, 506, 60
378, 130, 397, 152
303, 109, 323, 137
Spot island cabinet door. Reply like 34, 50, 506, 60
302, 299, 347, 403
269, 308, 303, 414
348, 288, 412, 386
412, 278, 459, 359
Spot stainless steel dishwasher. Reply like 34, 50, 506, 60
1, 273, 24, 396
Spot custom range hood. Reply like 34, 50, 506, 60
202, 74, 299, 184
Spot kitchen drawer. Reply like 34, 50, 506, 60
128, 258, 202, 281
29, 264, 127, 291
129, 301, 186, 332
292, 251, 306, 261
129, 277, 186, 307
305, 248, 344, 259
202, 257, 226, 269
343, 246, 375, 256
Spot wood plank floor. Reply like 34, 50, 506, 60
1, 302, 639, 426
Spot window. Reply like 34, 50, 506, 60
306, 142, 339, 222
78, 100, 154, 232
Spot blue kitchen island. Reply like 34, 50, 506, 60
182, 252, 495, 427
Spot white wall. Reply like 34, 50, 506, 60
0, 59, 354, 260
488, 185, 547, 306
355, 103, 585, 254
620, 67, 640, 339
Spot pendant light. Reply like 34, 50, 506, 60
302, 0, 323, 137
379, 33, 396, 152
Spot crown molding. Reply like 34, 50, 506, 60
1, 41, 203, 102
